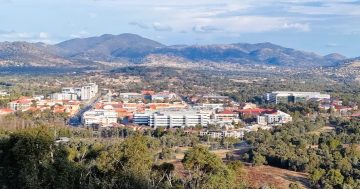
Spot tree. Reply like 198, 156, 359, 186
182, 146, 236, 189
0, 127, 54, 188
116, 135, 154, 188
151, 163, 175, 188
289, 183, 301, 189
324, 169, 344, 187
310, 169, 325, 186
252, 152, 267, 166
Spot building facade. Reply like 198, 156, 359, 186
257, 110, 292, 125
50, 93, 78, 101
134, 110, 210, 128
60, 83, 98, 101
267, 91, 330, 104
82, 109, 117, 127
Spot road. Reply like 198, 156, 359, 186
68, 91, 104, 127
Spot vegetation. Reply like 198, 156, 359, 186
244, 117, 360, 189
0, 126, 247, 189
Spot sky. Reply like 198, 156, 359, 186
0, 0, 359, 57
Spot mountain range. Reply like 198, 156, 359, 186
0, 33, 351, 68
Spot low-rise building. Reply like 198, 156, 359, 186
151, 91, 177, 101
200, 129, 248, 139
213, 110, 239, 122
0, 108, 14, 115
82, 109, 118, 127
8, 97, 34, 111
50, 93, 78, 101
120, 93, 143, 100
257, 110, 292, 125
267, 91, 330, 104
0, 91, 10, 99
202, 95, 231, 103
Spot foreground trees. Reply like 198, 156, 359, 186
0, 127, 246, 189
182, 146, 237, 189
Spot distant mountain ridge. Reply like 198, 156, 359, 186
0, 33, 351, 68
56, 33, 164, 61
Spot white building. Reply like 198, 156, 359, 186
9, 98, 33, 111
257, 110, 292, 125
151, 91, 177, 101
200, 129, 248, 139
0, 91, 9, 99
81, 83, 98, 100
120, 93, 143, 100
62, 87, 81, 97
267, 91, 330, 104
50, 93, 78, 101
82, 109, 117, 127
60, 83, 98, 101
213, 110, 239, 122
134, 110, 210, 128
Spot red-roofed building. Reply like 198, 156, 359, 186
9, 97, 34, 111
0, 108, 14, 115
141, 90, 155, 95
351, 113, 360, 118
237, 108, 276, 116
332, 105, 356, 115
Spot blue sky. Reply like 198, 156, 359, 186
0, 0, 359, 57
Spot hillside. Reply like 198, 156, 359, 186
56, 33, 165, 61
0, 42, 73, 67
153, 43, 343, 67
0, 33, 349, 68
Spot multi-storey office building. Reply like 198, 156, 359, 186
266, 91, 330, 104
134, 110, 210, 128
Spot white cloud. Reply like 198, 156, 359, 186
282, 23, 310, 32
192, 25, 221, 33
112, 1, 313, 34
0, 30, 32, 39
70, 30, 90, 38
152, 22, 172, 32
286, 1, 360, 16
39, 32, 49, 39
0, 30, 56, 43
129, 21, 149, 29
